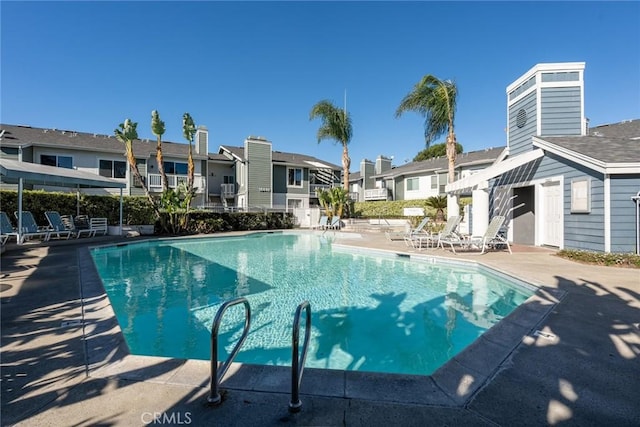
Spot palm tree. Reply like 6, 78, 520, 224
426, 195, 448, 223
182, 112, 197, 195
114, 119, 158, 212
151, 110, 169, 192
309, 100, 353, 190
396, 75, 458, 183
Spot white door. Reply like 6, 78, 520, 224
542, 182, 562, 247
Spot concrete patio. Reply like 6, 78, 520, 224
1, 231, 638, 426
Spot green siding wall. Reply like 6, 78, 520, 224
246, 140, 272, 207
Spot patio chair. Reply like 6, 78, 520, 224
327, 216, 341, 230
13, 211, 50, 243
89, 217, 108, 236
441, 215, 511, 254
434, 215, 462, 249
44, 211, 73, 240
1, 211, 19, 245
312, 215, 329, 230
61, 214, 94, 238
403, 217, 431, 248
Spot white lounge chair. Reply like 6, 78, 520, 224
61, 214, 94, 238
440, 215, 511, 254
1, 211, 19, 245
89, 217, 108, 236
312, 215, 329, 230
403, 217, 431, 248
14, 211, 50, 243
44, 211, 73, 240
435, 215, 462, 249
327, 216, 341, 230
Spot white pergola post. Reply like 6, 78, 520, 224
447, 194, 459, 220
472, 187, 490, 237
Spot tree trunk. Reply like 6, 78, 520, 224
126, 147, 160, 217
446, 131, 457, 183
187, 141, 195, 193
156, 138, 168, 192
342, 145, 351, 191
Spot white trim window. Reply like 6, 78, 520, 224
41, 154, 73, 169
288, 167, 303, 187
99, 159, 127, 179
406, 177, 419, 191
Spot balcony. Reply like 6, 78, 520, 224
310, 184, 331, 195
221, 183, 235, 198
364, 188, 390, 201
147, 174, 206, 193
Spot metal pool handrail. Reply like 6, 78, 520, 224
289, 300, 311, 413
207, 297, 251, 405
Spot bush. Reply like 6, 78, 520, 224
556, 249, 640, 268
0, 190, 295, 234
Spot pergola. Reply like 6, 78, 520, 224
0, 158, 126, 243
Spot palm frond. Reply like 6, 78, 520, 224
395, 74, 457, 146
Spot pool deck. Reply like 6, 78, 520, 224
1, 231, 639, 426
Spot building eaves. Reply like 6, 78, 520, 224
0, 124, 208, 160
371, 147, 505, 179
533, 135, 640, 172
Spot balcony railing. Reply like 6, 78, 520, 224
310, 184, 331, 195
221, 183, 235, 198
364, 188, 390, 201
147, 174, 206, 193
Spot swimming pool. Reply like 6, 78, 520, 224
90, 232, 535, 376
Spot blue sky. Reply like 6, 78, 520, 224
2, 1, 639, 169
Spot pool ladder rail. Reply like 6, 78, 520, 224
207, 297, 312, 413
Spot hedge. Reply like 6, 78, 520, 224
0, 190, 294, 234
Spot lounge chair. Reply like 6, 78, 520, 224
440, 215, 511, 254
44, 211, 73, 240
89, 217, 108, 236
61, 214, 94, 238
1, 211, 19, 245
14, 211, 50, 243
312, 215, 329, 230
434, 215, 462, 249
327, 216, 341, 230
403, 217, 431, 248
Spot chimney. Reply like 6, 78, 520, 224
195, 125, 208, 154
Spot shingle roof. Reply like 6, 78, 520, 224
372, 147, 505, 179
218, 145, 341, 170
538, 119, 640, 163
0, 124, 208, 160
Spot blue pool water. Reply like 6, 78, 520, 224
90, 232, 535, 376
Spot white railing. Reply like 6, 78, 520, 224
310, 184, 331, 195
147, 174, 206, 193
364, 188, 389, 200
221, 183, 235, 198
348, 192, 359, 201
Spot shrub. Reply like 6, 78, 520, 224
556, 249, 640, 268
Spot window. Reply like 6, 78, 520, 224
288, 168, 303, 187
41, 154, 73, 169
571, 178, 590, 213
99, 159, 127, 178
223, 175, 235, 184
406, 177, 419, 191
163, 161, 188, 175
430, 175, 438, 189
